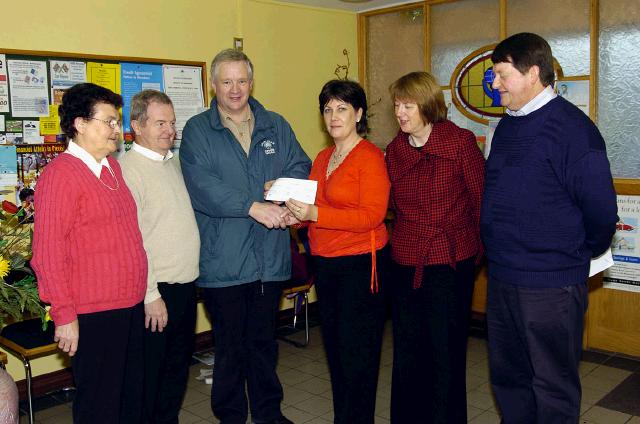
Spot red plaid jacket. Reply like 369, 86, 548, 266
385, 120, 485, 288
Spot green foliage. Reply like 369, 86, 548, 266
0, 276, 46, 329
0, 205, 47, 330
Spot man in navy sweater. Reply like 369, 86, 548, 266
480, 33, 618, 424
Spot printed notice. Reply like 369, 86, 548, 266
87, 62, 121, 94
163, 65, 204, 139
40, 105, 60, 135
121, 63, 163, 133
556, 80, 589, 117
604, 195, 640, 292
0, 145, 18, 186
265, 178, 318, 204
23, 120, 43, 144
50, 60, 86, 105
7, 59, 49, 117
0, 54, 9, 113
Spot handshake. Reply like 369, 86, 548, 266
249, 180, 318, 229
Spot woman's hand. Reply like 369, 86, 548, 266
54, 319, 79, 357
286, 198, 318, 222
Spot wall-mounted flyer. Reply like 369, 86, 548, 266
604, 195, 640, 292
163, 65, 204, 140
50, 60, 87, 105
0, 54, 9, 113
121, 62, 163, 133
7, 59, 49, 117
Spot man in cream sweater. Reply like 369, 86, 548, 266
120, 89, 200, 424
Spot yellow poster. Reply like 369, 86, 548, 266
86, 62, 121, 94
40, 105, 60, 135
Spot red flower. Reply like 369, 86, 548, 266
2, 200, 20, 214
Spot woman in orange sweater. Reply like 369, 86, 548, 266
286, 79, 390, 424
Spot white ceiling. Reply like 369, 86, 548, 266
276, 0, 418, 13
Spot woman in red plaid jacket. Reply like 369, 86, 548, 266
385, 71, 485, 424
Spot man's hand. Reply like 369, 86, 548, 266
54, 320, 79, 357
264, 180, 283, 205
249, 202, 287, 229
283, 211, 301, 226
145, 298, 168, 332
264, 180, 275, 196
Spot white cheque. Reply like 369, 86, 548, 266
589, 247, 614, 277
265, 178, 317, 204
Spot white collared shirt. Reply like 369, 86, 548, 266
64, 140, 113, 178
131, 142, 173, 162
506, 85, 557, 117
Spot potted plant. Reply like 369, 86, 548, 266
0, 200, 47, 329
0, 199, 47, 423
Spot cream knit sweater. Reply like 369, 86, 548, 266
120, 149, 200, 303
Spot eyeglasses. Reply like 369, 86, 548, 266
88, 117, 121, 130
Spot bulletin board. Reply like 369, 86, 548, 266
0, 48, 208, 213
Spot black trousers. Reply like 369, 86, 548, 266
71, 303, 144, 424
313, 246, 389, 424
487, 278, 587, 424
143, 282, 197, 424
202, 281, 284, 424
390, 257, 475, 424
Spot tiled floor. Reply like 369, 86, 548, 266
21, 322, 640, 424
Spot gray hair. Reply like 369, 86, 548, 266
210, 49, 254, 81
130, 89, 173, 124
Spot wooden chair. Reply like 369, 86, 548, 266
0, 319, 57, 424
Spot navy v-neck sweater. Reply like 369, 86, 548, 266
480, 96, 618, 287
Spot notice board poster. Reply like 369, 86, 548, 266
604, 195, 640, 292
0, 48, 206, 216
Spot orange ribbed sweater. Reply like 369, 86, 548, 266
308, 139, 390, 258
32, 154, 147, 325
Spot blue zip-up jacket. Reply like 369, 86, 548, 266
180, 97, 311, 288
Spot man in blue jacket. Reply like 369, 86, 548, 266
180, 48, 310, 424
480, 33, 618, 424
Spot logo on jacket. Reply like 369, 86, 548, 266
261, 139, 276, 155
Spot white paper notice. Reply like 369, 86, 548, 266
0, 54, 9, 113
589, 248, 614, 277
50, 60, 87, 105
23, 120, 43, 144
163, 65, 204, 140
7, 59, 49, 117
556, 80, 590, 117
265, 178, 317, 204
